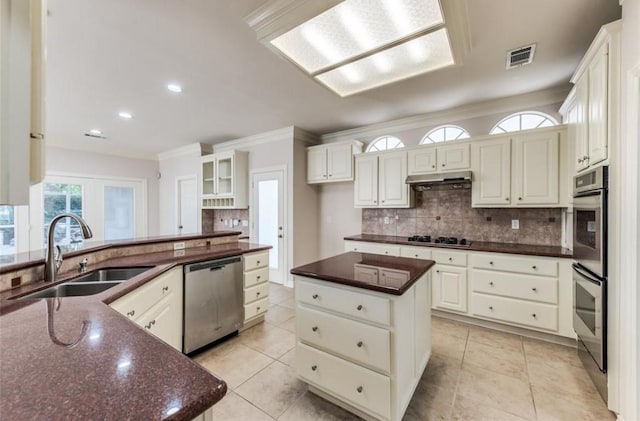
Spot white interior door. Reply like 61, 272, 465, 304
176, 176, 198, 235
251, 169, 285, 285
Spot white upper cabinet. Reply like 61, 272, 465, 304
307, 141, 362, 184
561, 20, 620, 174
512, 131, 559, 206
472, 128, 565, 208
407, 143, 470, 175
354, 151, 412, 208
201, 150, 248, 209
471, 138, 511, 206
0, 0, 46, 205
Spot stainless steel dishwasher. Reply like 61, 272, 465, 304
183, 256, 243, 354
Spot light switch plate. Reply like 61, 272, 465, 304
511, 219, 520, 230
384, 216, 390, 224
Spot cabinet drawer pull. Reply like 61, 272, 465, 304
312, 326, 318, 332
256, 306, 261, 311
518, 197, 522, 201
357, 341, 363, 348
532, 313, 537, 318
489, 281, 494, 286
436, 270, 440, 273
357, 386, 363, 393
385, 251, 389, 254
489, 306, 494, 311
256, 275, 261, 280
489, 261, 494, 265
432, 165, 435, 169
311, 365, 317, 371
256, 260, 261, 265
354, 248, 358, 251
145, 320, 156, 329
127, 310, 135, 317
356, 305, 363, 311
532, 287, 537, 292
505, 197, 509, 201
162, 286, 169, 293
448, 257, 453, 261
532, 265, 537, 270
414, 254, 419, 258
256, 292, 261, 297
312, 294, 319, 300
329, 174, 332, 177
442, 163, 446, 167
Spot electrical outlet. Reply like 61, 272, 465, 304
384, 216, 390, 224
173, 249, 185, 257
173, 242, 186, 250
511, 219, 520, 230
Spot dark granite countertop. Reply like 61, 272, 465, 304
0, 231, 243, 272
0, 241, 271, 421
291, 252, 435, 295
344, 234, 573, 258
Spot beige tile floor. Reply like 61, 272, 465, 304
192, 283, 614, 421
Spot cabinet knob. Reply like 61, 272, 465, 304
357, 305, 363, 311
489, 306, 494, 310
583, 155, 589, 161
532, 287, 537, 292
357, 341, 364, 348
312, 326, 318, 332
373, 200, 377, 204
489, 261, 494, 265
354, 248, 358, 251
256, 306, 261, 311
532, 313, 537, 318
311, 365, 317, 371
357, 386, 363, 393
329, 174, 332, 177
257, 275, 261, 280
489, 281, 494, 286
382, 200, 385, 203
432, 165, 435, 169
385, 251, 389, 254
312, 294, 319, 300
532, 265, 537, 270
436, 270, 440, 273
505, 197, 509, 201
518, 197, 522, 201
442, 164, 446, 167
578, 158, 583, 163
256, 292, 261, 296
256, 261, 261, 265
324, 175, 328, 178
414, 254, 419, 258
162, 286, 168, 293
448, 257, 453, 262
127, 310, 135, 317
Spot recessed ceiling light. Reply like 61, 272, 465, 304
167, 83, 182, 93
89, 129, 102, 136
118, 111, 133, 119
84, 129, 106, 139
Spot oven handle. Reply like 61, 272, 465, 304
572, 263, 603, 286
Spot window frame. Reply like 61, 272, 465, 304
490, 111, 558, 135
420, 124, 470, 144
365, 135, 405, 153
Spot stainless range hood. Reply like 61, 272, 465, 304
405, 171, 472, 191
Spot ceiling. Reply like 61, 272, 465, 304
45, 0, 621, 159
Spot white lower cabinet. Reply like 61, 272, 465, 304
294, 275, 431, 421
110, 267, 183, 351
343, 240, 575, 338
242, 250, 270, 326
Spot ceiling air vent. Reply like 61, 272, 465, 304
506, 44, 536, 69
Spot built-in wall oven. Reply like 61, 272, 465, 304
572, 165, 608, 402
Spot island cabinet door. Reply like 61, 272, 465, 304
136, 288, 183, 351
432, 265, 468, 313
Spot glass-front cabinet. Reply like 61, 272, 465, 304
201, 151, 248, 209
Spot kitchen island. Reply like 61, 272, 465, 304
0, 232, 270, 421
291, 252, 435, 421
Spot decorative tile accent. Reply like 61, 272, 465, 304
202, 209, 250, 237
361, 190, 563, 246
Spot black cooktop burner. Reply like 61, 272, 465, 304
407, 235, 469, 246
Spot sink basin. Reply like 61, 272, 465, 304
68, 267, 153, 283
19, 281, 125, 299
16, 266, 153, 300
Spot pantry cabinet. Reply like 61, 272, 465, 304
354, 151, 412, 208
471, 128, 563, 207
307, 141, 362, 184
407, 143, 470, 175
201, 150, 248, 209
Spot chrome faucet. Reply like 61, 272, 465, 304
45, 213, 93, 283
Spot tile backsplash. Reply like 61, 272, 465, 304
362, 189, 562, 246
202, 209, 250, 237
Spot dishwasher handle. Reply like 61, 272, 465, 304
186, 256, 242, 273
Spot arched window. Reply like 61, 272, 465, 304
421, 125, 470, 144
366, 136, 405, 152
490, 111, 558, 134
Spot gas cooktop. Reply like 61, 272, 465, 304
407, 235, 470, 247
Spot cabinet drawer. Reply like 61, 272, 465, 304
432, 250, 467, 267
344, 241, 400, 257
244, 251, 269, 271
244, 297, 268, 321
296, 343, 391, 420
244, 282, 270, 305
471, 269, 558, 304
296, 279, 390, 326
471, 254, 558, 277
400, 246, 432, 260
244, 267, 269, 288
110, 268, 181, 320
470, 293, 558, 331
297, 306, 391, 373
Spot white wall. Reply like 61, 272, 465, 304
318, 182, 361, 259
46, 145, 160, 235
617, 0, 640, 419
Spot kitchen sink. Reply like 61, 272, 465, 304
68, 267, 153, 283
17, 266, 153, 300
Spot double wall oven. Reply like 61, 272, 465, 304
572, 165, 608, 402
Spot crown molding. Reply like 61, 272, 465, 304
212, 126, 297, 152
157, 142, 212, 161
320, 86, 570, 142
